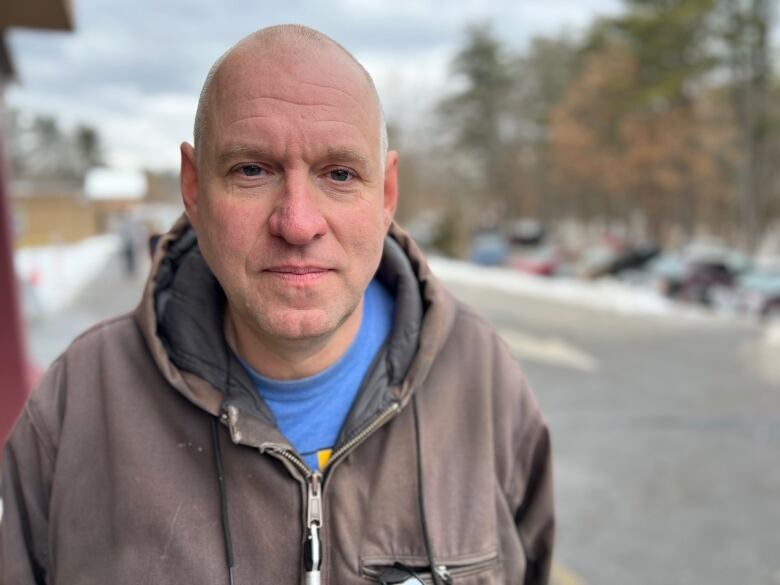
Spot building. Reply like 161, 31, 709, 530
0, 0, 75, 447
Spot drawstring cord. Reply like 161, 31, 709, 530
212, 416, 236, 585
214, 332, 237, 585
211, 328, 236, 585
412, 394, 445, 585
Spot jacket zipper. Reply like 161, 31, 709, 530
305, 402, 400, 583
325, 402, 401, 474
362, 554, 499, 583
223, 401, 401, 471
304, 472, 323, 585
224, 401, 402, 584
433, 556, 499, 581
263, 447, 322, 585
279, 402, 400, 584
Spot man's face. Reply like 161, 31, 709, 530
181, 43, 398, 346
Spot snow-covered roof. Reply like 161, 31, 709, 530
85, 168, 147, 201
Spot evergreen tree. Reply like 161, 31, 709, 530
437, 23, 513, 224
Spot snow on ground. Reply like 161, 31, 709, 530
765, 321, 780, 347
15, 234, 121, 317
428, 256, 709, 319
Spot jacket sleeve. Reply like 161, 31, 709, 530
1, 364, 62, 585
513, 404, 554, 585
496, 352, 554, 585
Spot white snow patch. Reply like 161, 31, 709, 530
85, 168, 147, 200
15, 235, 121, 316
428, 256, 708, 319
764, 321, 780, 347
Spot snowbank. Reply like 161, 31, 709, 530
431, 257, 780, 349
428, 256, 705, 318
15, 234, 121, 316
765, 321, 780, 347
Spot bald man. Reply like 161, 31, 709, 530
1, 26, 554, 585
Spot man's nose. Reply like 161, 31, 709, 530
267, 173, 328, 246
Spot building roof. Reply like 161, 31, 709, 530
0, 0, 73, 84
0, 0, 74, 31
85, 169, 147, 201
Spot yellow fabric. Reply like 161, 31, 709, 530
317, 449, 333, 470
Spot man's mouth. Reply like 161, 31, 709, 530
264, 265, 332, 283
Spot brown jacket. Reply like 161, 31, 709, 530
1, 218, 554, 585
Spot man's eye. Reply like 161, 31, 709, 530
329, 168, 353, 182
238, 164, 264, 177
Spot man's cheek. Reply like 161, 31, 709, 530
209, 207, 252, 248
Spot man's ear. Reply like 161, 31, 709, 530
383, 150, 399, 229
180, 142, 199, 229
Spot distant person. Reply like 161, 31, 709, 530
1, 25, 554, 584
119, 213, 143, 277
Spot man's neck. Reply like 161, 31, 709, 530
224, 301, 364, 381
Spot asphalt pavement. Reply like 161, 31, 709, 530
449, 283, 780, 585
23, 254, 780, 585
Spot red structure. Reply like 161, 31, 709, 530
0, 1, 74, 449
0, 127, 33, 449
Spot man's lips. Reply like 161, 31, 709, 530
263, 265, 333, 283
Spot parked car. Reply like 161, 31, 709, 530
576, 238, 658, 279
507, 219, 547, 246
714, 271, 780, 320
469, 232, 510, 266
511, 246, 562, 277
654, 257, 737, 305
576, 238, 627, 279
606, 243, 660, 276
763, 297, 780, 321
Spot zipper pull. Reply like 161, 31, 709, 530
304, 473, 323, 585
221, 405, 242, 444
435, 565, 452, 584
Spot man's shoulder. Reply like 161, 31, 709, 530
16, 312, 146, 458
445, 297, 516, 362
68, 311, 141, 351
432, 291, 545, 417
27, 312, 147, 410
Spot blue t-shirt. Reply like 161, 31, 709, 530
239, 278, 395, 471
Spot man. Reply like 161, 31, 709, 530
1, 25, 554, 585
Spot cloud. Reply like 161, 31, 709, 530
6, 0, 622, 170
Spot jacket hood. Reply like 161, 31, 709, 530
133, 214, 457, 449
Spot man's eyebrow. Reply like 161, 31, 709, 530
215, 145, 374, 170
216, 145, 276, 167
322, 148, 372, 169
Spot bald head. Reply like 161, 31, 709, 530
193, 25, 387, 163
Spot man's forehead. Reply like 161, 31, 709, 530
218, 74, 369, 116
193, 31, 386, 164
213, 40, 376, 118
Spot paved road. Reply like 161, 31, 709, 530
24, 258, 780, 585
448, 283, 780, 585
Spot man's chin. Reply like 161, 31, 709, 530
255, 308, 341, 341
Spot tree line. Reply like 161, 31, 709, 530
6, 110, 103, 182
395, 0, 778, 254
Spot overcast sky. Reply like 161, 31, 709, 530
7, 0, 622, 171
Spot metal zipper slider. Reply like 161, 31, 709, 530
304, 472, 323, 585
435, 565, 452, 584
222, 405, 242, 444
